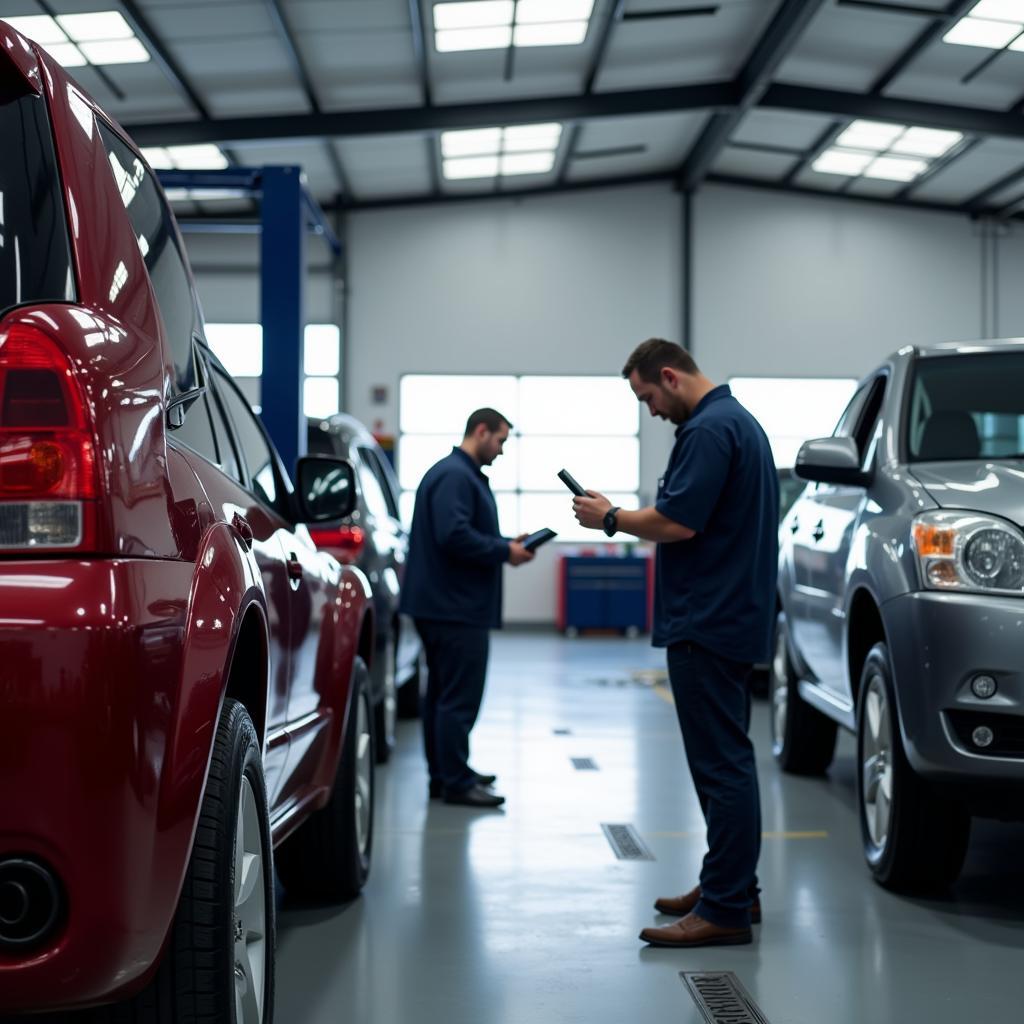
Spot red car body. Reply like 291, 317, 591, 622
0, 24, 372, 1015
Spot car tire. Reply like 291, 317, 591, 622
89, 699, 275, 1024
373, 633, 397, 765
856, 642, 971, 891
277, 657, 375, 903
770, 611, 838, 775
396, 647, 425, 720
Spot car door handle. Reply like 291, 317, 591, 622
287, 554, 303, 582
812, 520, 825, 542
231, 512, 253, 551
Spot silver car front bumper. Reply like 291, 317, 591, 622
883, 591, 1024, 783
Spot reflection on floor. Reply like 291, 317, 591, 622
275, 631, 1024, 1024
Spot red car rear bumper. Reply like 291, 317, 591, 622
0, 558, 206, 1013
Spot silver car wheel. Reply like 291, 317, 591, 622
861, 673, 894, 850
355, 692, 373, 859
770, 627, 788, 752
233, 777, 267, 1024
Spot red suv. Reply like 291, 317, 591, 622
0, 23, 375, 1022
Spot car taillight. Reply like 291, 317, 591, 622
308, 525, 366, 563
0, 323, 97, 549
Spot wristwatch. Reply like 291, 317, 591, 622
603, 506, 621, 538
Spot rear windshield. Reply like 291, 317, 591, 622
0, 78, 74, 317
906, 352, 1024, 462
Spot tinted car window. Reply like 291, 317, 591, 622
362, 447, 400, 519
205, 378, 243, 484
215, 369, 283, 512
355, 447, 391, 522
171, 390, 219, 465
307, 423, 338, 457
908, 352, 1024, 462
0, 82, 74, 315
97, 122, 197, 393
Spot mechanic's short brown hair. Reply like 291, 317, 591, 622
464, 408, 512, 437
622, 338, 699, 384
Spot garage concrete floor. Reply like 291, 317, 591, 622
275, 631, 1024, 1024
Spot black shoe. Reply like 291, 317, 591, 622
429, 780, 442, 800
443, 784, 506, 808
472, 771, 497, 787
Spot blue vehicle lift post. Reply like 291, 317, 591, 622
158, 166, 342, 476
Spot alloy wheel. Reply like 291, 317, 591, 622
355, 692, 373, 859
861, 673, 894, 850
233, 777, 267, 1024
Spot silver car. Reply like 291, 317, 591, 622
773, 339, 1024, 891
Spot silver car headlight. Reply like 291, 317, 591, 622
912, 511, 1024, 594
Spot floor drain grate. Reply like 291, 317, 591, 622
553, 728, 572, 735
571, 757, 598, 770
681, 972, 771, 1024
601, 823, 655, 861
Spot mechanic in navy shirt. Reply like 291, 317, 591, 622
574, 339, 778, 949
402, 408, 535, 808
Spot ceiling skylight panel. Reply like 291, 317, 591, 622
864, 156, 929, 181
4, 16, 66, 44
503, 123, 562, 151
41, 42, 88, 67
500, 152, 555, 175
79, 39, 149, 64
444, 156, 501, 179
812, 150, 874, 176
514, 22, 589, 46
889, 127, 962, 157
836, 120, 905, 151
943, 17, 1022, 47
56, 12, 134, 41
516, 0, 595, 23
141, 145, 228, 170
970, 0, 1024, 22
435, 26, 512, 50
441, 128, 503, 157
433, 1, 514, 28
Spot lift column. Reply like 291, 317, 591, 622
260, 165, 306, 477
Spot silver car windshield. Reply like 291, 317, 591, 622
907, 352, 1024, 462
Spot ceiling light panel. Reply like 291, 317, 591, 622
433, 1, 514, 29
516, 0, 595, 23
503, 123, 562, 150
864, 156, 930, 181
433, 0, 594, 51
812, 149, 875, 176
444, 156, 501, 179
501, 152, 555, 175
5, 11, 149, 67
943, 17, 1022, 47
836, 120, 905, 151
970, 0, 1024, 23
889, 127, 963, 157
441, 128, 503, 157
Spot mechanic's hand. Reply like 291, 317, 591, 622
508, 540, 535, 566
573, 490, 612, 530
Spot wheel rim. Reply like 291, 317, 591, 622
233, 777, 266, 1024
355, 692, 373, 859
861, 673, 894, 851
770, 626, 788, 753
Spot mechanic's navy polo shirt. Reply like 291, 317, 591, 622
653, 385, 779, 663
401, 447, 510, 629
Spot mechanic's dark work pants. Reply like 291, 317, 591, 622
415, 619, 489, 794
667, 641, 762, 929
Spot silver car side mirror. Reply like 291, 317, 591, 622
795, 436, 870, 486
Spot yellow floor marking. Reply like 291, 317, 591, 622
653, 683, 674, 706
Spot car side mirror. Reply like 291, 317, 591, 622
296, 456, 356, 522
794, 436, 870, 487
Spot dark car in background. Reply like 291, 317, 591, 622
308, 414, 425, 762
774, 341, 1024, 891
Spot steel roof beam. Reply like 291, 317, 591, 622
675, 0, 828, 193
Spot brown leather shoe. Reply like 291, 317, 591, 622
654, 886, 762, 924
640, 911, 752, 948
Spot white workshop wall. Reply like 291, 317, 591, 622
183, 180, 1011, 625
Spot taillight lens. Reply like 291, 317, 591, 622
0, 322, 98, 549
308, 525, 366, 563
